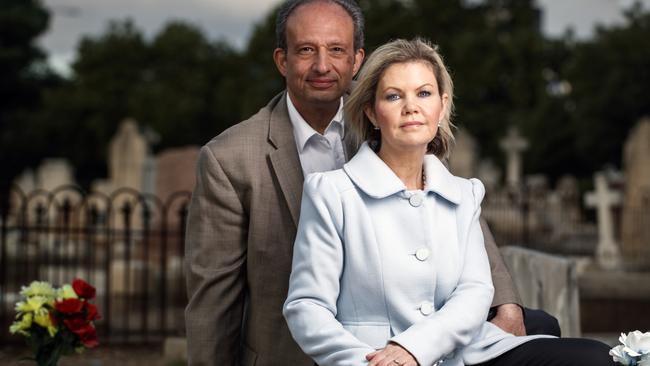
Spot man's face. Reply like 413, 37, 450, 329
274, 2, 364, 113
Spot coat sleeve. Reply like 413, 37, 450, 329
481, 219, 522, 308
283, 173, 375, 366
184, 145, 247, 366
390, 179, 494, 365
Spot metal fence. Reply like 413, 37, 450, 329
481, 188, 599, 255
0, 185, 191, 344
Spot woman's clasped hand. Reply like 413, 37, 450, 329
366, 343, 418, 366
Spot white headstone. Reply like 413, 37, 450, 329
621, 118, 650, 267
584, 172, 622, 270
13, 168, 36, 194
109, 118, 147, 191
499, 127, 529, 188
36, 158, 76, 191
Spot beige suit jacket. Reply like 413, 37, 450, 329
184, 92, 520, 366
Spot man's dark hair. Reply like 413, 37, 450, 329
275, 0, 365, 51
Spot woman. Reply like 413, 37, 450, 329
284, 38, 614, 366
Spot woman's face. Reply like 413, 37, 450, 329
365, 61, 448, 154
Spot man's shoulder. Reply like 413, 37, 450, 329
204, 92, 286, 155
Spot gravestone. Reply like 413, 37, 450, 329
584, 172, 622, 270
477, 159, 501, 194
109, 118, 148, 191
621, 118, 650, 268
499, 127, 529, 188
36, 158, 76, 191
548, 175, 582, 240
156, 146, 199, 201
13, 168, 36, 194
448, 128, 477, 178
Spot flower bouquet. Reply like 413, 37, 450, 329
610, 331, 650, 366
9, 278, 101, 366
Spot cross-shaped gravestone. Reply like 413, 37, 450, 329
499, 127, 529, 188
584, 172, 622, 270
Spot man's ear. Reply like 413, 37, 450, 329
352, 48, 365, 77
273, 48, 288, 77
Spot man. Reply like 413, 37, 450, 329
185, 1, 555, 365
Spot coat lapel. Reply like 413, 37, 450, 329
268, 92, 304, 227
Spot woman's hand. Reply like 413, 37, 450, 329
366, 342, 418, 366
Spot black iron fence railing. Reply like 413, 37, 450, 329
0, 185, 191, 344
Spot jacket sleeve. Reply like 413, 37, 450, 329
481, 219, 522, 308
184, 145, 247, 366
283, 173, 375, 366
390, 179, 494, 365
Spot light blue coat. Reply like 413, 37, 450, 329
283, 143, 552, 366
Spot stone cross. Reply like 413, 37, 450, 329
584, 172, 622, 270
499, 127, 529, 187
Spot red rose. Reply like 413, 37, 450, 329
63, 316, 88, 332
75, 325, 99, 348
55, 298, 83, 314
84, 302, 101, 321
72, 278, 96, 299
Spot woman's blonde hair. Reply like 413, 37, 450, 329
345, 38, 455, 159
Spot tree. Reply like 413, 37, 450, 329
563, 3, 650, 176
38, 20, 242, 186
0, 0, 53, 192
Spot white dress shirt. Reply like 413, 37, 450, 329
287, 94, 347, 176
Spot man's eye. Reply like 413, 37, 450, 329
298, 47, 314, 54
418, 90, 432, 97
331, 47, 344, 53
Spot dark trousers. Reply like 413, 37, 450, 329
523, 308, 561, 337
474, 338, 616, 366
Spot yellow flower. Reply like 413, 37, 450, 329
20, 281, 56, 300
34, 312, 58, 337
9, 313, 33, 336
16, 296, 49, 314
58, 284, 78, 300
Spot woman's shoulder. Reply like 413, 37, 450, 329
304, 169, 356, 196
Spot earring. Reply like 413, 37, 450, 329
437, 121, 442, 128
373, 125, 380, 130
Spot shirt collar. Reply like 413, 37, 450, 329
343, 142, 461, 204
287, 93, 344, 152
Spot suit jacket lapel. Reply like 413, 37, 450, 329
268, 92, 304, 228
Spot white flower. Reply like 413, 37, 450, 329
611, 345, 634, 365
623, 331, 650, 357
612, 331, 650, 365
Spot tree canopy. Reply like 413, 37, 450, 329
3, 0, 650, 188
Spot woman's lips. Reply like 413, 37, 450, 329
401, 121, 424, 128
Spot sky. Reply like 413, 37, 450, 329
38, 0, 649, 76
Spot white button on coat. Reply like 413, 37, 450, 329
415, 248, 430, 261
408, 193, 424, 207
419, 301, 434, 316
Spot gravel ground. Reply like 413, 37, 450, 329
0, 344, 180, 366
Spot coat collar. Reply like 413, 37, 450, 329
343, 142, 461, 204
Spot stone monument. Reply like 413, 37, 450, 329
108, 118, 148, 191
584, 172, 622, 270
499, 127, 529, 188
621, 117, 650, 268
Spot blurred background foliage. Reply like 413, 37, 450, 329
1, 0, 650, 189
